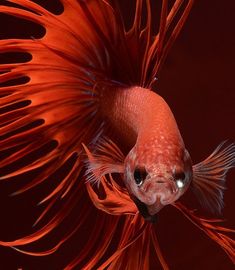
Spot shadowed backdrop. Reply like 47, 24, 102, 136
0, 0, 234, 269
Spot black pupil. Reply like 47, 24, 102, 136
134, 167, 148, 185
174, 171, 185, 181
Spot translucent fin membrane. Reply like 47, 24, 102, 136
192, 142, 235, 215
83, 138, 125, 186
4, 1, 232, 269
174, 203, 235, 264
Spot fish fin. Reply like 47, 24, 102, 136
192, 142, 235, 215
174, 202, 235, 264
82, 138, 125, 185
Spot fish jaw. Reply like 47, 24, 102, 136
145, 185, 184, 216
129, 179, 185, 218
134, 178, 185, 215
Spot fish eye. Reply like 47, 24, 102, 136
174, 171, 186, 188
133, 167, 148, 186
174, 171, 185, 181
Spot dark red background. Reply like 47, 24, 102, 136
0, 0, 235, 269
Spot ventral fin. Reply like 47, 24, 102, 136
192, 142, 235, 215
82, 138, 125, 185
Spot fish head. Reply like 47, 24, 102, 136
124, 143, 193, 218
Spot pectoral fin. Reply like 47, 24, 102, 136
82, 138, 125, 185
192, 142, 235, 215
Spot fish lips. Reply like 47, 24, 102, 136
131, 195, 157, 223
131, 181, 180, 220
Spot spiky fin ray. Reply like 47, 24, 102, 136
192, 142, 235, 215
0, 0, 196, 269
95, 216, 150, 270
0, 0, 116, 265
151, 230, 170, 270
174, 203, 235, 264
82, 138, 125, 185
141, 0, 195, 87
86, 174, 137, 215
64, 215, 120, 270
0, 0, 195, 87
149, 0, 195, 85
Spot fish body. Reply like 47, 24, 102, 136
100, 86, 192, 217
91, 83, 234, 220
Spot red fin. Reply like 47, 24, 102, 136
83, 139, 136, 216
82, 138, 125, 185
174, 202, 235, 264
86, 174, 137, 215
192, 142, 235, 215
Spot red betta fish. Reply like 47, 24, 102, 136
0, 0, 234, 269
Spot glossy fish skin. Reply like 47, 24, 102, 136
101, 86, 192, 216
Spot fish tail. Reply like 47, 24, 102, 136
0, 0, 115, 258
0, 0, 195, 268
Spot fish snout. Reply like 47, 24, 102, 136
139, 177, 180, 206
132, 174, 188, 217
144, 176, 179, 193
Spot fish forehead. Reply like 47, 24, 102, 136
133, 139, 184, 169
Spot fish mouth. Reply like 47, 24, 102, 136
130, 181, 184, 220
131, 195, 157, 222
133, 191, 179, 218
